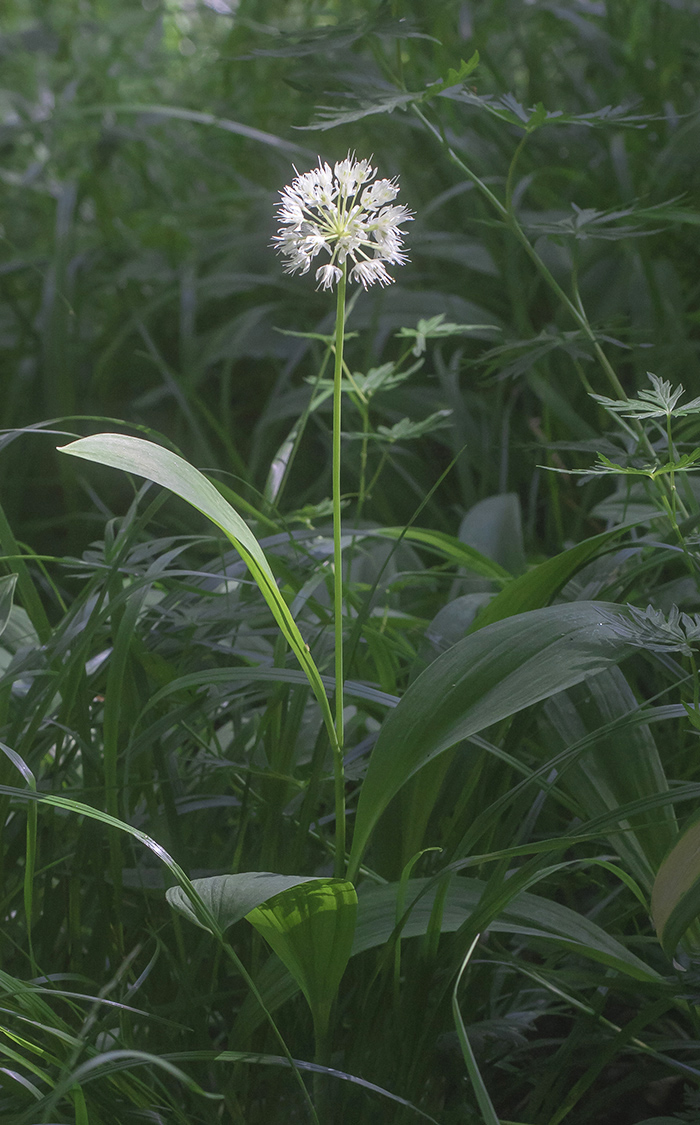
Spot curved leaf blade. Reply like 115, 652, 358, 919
247, 880, 357, 1038
470, 527, 633, 630
348, 602, 632, 877
232, 870, 661, 1041
370, 526, 511, 582
166, 872, 319, 934
215, 1051, 440, 1123
58, 434, 335, 740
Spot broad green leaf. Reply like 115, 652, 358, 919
247, 880, 357, 1040
470, 526, 632, 631
166, 872, 318, 934
651, 814, 700, 957
168, 874, 357, 1041
354, 876, 660, 980
58, 434, 336, 746
0, 603, 38, 658
233, 872, 661, 1040
347, 602, 632, 878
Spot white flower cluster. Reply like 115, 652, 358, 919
273, 153, 412, 291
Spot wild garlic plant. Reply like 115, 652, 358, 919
55, 154, 415, 1112
272, 153, 413, 855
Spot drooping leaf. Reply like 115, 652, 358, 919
214, 1051, 440, 1123
57, 434, 336, 744
166, 873, 318, 934
368, 526, 511, 582
81, 102, 311, 156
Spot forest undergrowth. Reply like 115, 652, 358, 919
1, 1, 700, 1122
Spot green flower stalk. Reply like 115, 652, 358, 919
274, 153, 412, 876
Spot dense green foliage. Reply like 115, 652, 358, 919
2, 1, 700, 1122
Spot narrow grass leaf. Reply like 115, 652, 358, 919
370, 526, 511, 581
0, 742, 38, 969
453, 935, 501, 1125
214, 1051, 441, 1123
72, 1083, 89, 1125
24, 1049, 222, 1121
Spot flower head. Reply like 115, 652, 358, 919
273, 153, 412, 290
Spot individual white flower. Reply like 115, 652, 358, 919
361, 179, 399, 210
316, 263, 343, 291
350, 260, 393, 289
334, 154, 374, 197
273, 153, 412, 290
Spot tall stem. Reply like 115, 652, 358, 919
411, 101, 689, 519
332, 266, 348, 878
411, 103, 629, 400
